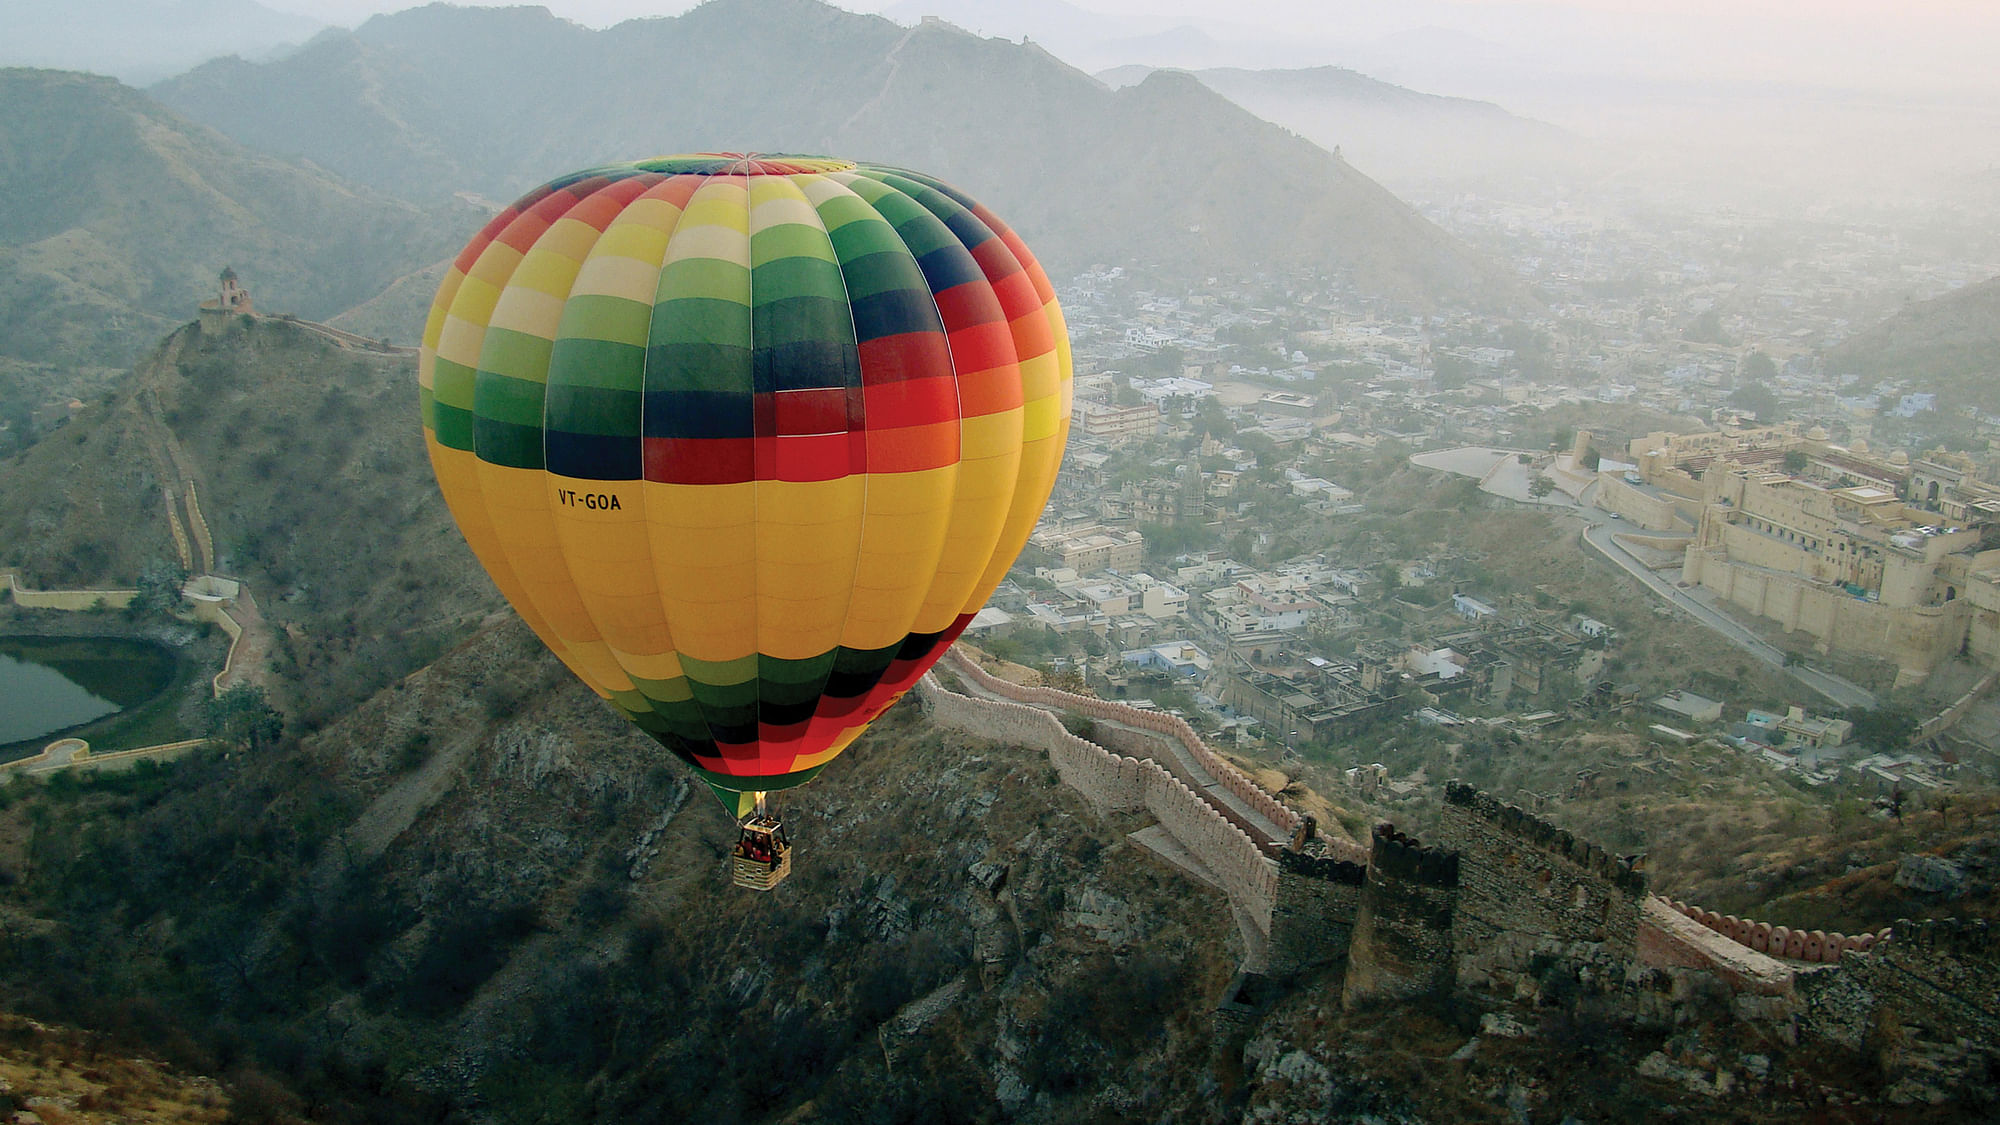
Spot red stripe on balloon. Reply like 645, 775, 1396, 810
643, 436, 754, 484
857, 332, 954, 387
862, 375, 958, 430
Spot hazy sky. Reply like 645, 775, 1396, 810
257, 0, 2000, 99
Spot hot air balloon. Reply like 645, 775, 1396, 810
418, 154, 1071, 888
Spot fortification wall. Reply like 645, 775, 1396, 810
1918, 669, 1999, 741
189, 600, 246, 696
183, 482, 215, 575
68, 739, 206, 773
1, 738, 207, 777
920, 674, 1143, 817
1092, 724, 1270, 846
0, 573, 138, 611
1266, 848, 1366, 978
1857, 919, 2000, 1040
1597, 476, 1686, 531
162, 486, 192, 570
1437, 782, 1645, 971
1685, 550, 1967, 687
1660, 898, 1887, 965
1342, 825, 1459, 1008
1799, 919, 2000, 1052
1636, 896, 1798, 998
917, 672, 1278, 947
941, 647, 1300, 841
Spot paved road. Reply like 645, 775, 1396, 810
1572, 504, 1878, 710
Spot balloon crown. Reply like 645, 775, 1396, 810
631, 153, 859, 176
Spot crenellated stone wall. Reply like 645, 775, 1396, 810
913, 672, 1993, 1055
1266, 848, 1367, 978
1660, 899, 1888, 965
917, 670, 1280, 962
1798, 918, 2000, 1054
1635, 895, 1799, 1001
1341, 825, 1460, 1008
1436, 782, 1647, 992
939, 647, 1302, 843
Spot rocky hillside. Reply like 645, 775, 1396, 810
0, 619, 1241, 1123
1, 313, 1989, 1121
0, 1012, 233, 1123
152, 0, 1532, 309
1825, 275, 2000, 412
0, 317, 494, 726
0, 68, 472, 370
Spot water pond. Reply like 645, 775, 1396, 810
0, 635, 180, 747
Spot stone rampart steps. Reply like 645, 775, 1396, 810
162, 486, 193, 570
918, 668, 1279, 967
281, 316, 418, 356
938, 646, 1300, 846
182, 481, 215, 575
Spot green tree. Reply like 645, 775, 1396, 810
1528, 474, 1557, 499
1729, 380, 1782, 421
1432, 351, 1472, 391
128, 559, 190, 618
1686, 308, 1735, 345
1138, 521, 1217, 562
1782, 450, 1809, 474
1740, 350, 1779, 383
1449, 478, 1485, 511
206, 683, 284, 752
1849, 705, 1919, 751
1191, 396, 1233, 440
1238, 431, 1281, 469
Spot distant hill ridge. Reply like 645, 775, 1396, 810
1826, 275, 2000, 410
152, 0, 1532, 309
0, 68, 470, 369
0, 0, 322, 84
1097, 63, 1576, 189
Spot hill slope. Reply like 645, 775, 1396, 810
0, 68, 473, 370
152, 0, 1531, 309
1098, 63, 1577, 189
0, 317, 495, 725
1825, 275, 2000, 411
1, 317, 1992, 1120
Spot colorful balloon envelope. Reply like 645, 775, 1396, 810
419, 154, 1071, 816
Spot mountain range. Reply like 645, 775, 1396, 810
0, 68, 472, 369
151, 0, 1533, 309
0, 0, 323, 84
1096, 63, 1576, 190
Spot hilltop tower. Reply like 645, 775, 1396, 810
1341, 824, 1460, 1008
198, 266, 254, 335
